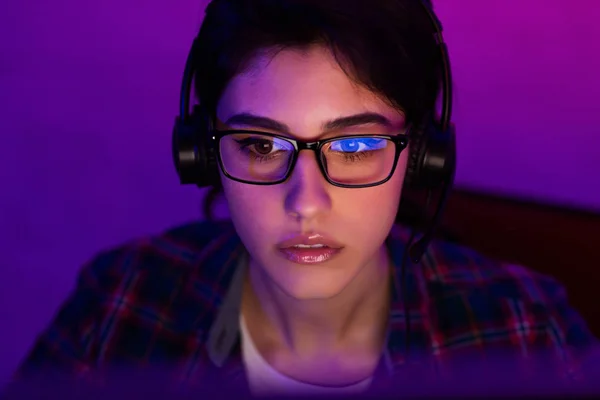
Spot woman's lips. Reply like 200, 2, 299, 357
278, 246, 343, 264
276, 233, 344, 264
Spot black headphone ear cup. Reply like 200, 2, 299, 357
397, 121, 456, 229
172, 105, 220, 187
421, 122, 456, 188
405, 121, 455, 190
404, 127, 426, 188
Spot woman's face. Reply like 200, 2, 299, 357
216, 45, 409, 300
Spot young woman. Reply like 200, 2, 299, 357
7, 0, 598, 397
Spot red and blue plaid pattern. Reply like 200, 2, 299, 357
4, 220, 599, 397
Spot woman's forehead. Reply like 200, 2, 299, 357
216, 46, 405, 135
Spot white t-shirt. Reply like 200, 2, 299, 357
240, 317, 373, 396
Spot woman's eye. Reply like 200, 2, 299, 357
330, 138, 387, 153
252, 141, 274, 154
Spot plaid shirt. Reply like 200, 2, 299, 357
4, 221, 599, 397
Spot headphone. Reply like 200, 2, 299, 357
172, 0, 456, 265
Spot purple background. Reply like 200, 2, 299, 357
1, 0, 599, 387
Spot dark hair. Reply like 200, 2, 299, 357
193, 0, 442, 222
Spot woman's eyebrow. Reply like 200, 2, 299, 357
224, 112, 396, 133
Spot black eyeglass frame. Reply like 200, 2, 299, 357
211, 129, 410, 188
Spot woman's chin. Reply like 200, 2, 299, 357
266, 262, 359, 301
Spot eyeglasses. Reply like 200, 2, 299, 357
214, 130, 409, 188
